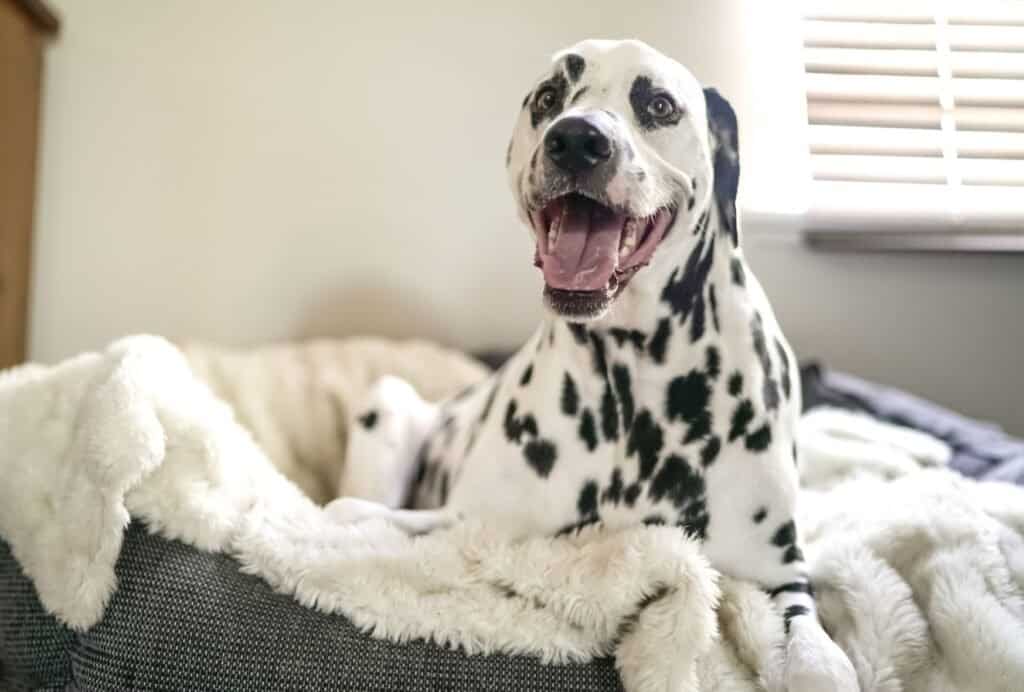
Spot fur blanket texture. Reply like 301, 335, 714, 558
2, 335, 1023, 692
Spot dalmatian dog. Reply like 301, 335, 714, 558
331, 40, 859, 692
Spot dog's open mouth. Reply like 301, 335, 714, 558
529, 193, 674, 317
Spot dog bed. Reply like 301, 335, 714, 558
3, 336, 1024, 692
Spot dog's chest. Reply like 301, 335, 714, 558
414, 260, 799, 539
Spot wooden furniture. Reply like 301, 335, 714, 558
0, 0, 58, 368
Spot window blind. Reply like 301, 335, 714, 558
801, 1, 1024, 240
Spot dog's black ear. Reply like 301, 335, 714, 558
703, 87, 740, 246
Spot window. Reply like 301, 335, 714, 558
800, 1, 1024, 250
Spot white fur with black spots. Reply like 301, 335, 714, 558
334, 40, 858, 692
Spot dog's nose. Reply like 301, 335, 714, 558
544, 117, 613, 173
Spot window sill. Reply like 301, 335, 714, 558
802, 230, 1024, 254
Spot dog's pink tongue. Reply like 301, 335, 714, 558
542, 197, 626, 291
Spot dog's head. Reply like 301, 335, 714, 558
506, 39, 740, 321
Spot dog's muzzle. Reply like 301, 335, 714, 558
526, 115, 676, 319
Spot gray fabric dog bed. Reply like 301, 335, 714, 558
5, 359, 1022, 691
1, 523, 622, 692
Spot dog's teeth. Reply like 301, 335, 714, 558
548, 204, 567, 248
619, 219, 640, 258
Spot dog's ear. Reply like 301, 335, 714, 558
703, 87, 740, 246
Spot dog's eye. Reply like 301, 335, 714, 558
647, 95, 677, 119
535, 87, 558, 113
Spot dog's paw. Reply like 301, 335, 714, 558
392, 507, 464, 535
784, 621, 859, 692
324, 497, 462, 536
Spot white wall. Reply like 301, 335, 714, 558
30, 1, 1024, 433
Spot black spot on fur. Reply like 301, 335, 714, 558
699, 436, 721, 467
612, 365, 634, 430
629, 75, 682, 130
561, 373, 579, 416
763, 378, 780, 412
565, 54, 586, 82
765, 376, 778, 413
568, 322, 588, 345
793, 441, 799, 467
753, 506, 768, 523
624, 483, 642, 507
783, 605, 810, 634
728, 371, 743, 397
687, 195, 695, 211
705, 346, 721, 380
692, 209, 710, 236
519, 363, 534, 386
610, 328, 646, 350
577, 479, 599, 516
636, 169, 647, 182
730, 257, 746, 287
578, 408, 598, 451
648, 455, 705, 510
600, 385, 619, 442
704, 87, 741, 246
643, 515, 666, 526
708, 284, 720, 332
603, 468, 624, 505
751, 313, 771, 375
729, 399, 755, 441
666, 371, 712, 444
783, 545, 805, 564
358, 410, 378, 430
771, 521, 796, 548
776, 338, 792, 399
555, 517, 601, 537
684, 416, 712, 444
627, 410, 663, 480
504, 400, 538, 443
589, 333, 608, 375
677, 515, 709, 541
770, 581, 813, 598
689, 287, 707, 343
524, 439, 557, 477
745, 423, 772, 452
661, 235, 715, 327
648, 318, 671, 364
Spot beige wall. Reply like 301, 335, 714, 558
30, 1, 1024, 432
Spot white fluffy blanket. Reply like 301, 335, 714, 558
2, 336, 1023, 692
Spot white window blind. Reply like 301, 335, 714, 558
801, 0, 1024, 243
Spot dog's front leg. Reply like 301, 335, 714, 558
703, 463, 859, 692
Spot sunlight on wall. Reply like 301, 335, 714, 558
29, 0, 806, 360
